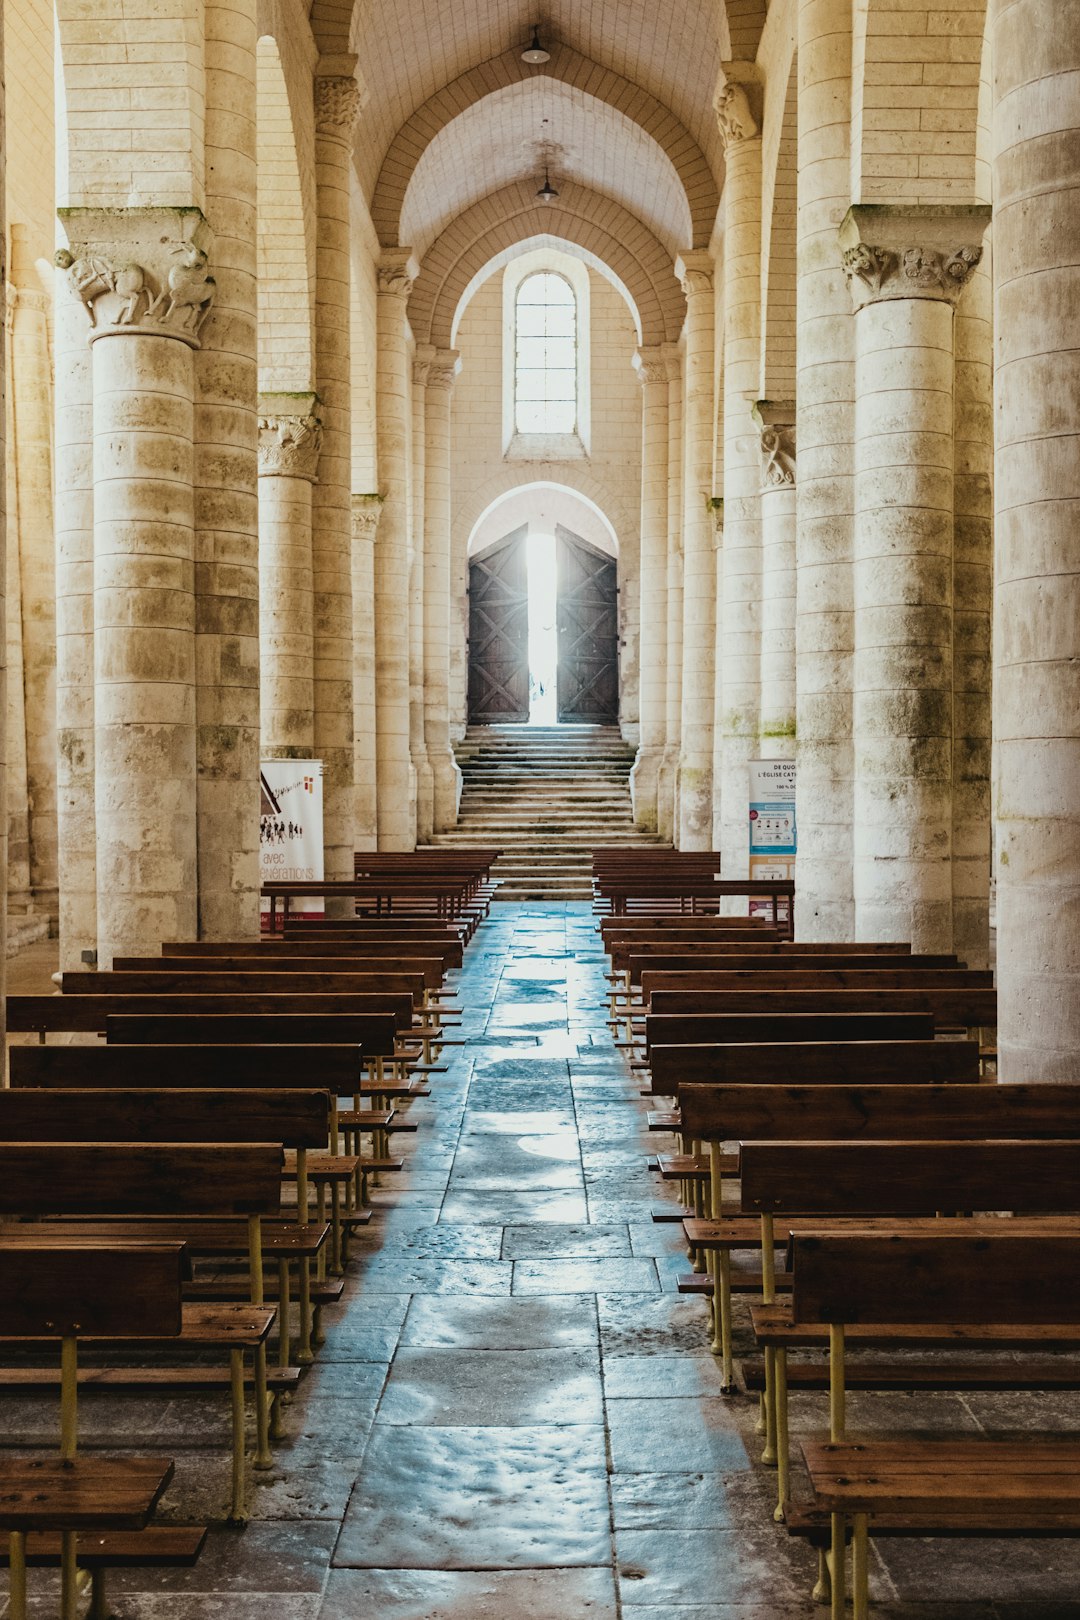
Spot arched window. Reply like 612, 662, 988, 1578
514, 272, 577, 435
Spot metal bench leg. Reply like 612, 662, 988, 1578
277, 1261, 292, 1368
8, 1530, 27, 1620
812, 1547, 831, 1604
254, 1342, 274, 1467
297, 1261, 314, 1363
830, 1514, 846, 1619
761, 1345, 778, 1466
773, 1348, 790, 1520
89, 1568, 110, 1620
228, 1346, 248, 1524
852, 1514, 869, 1620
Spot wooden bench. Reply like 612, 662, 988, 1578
164, 936, 466, 970
0, 1239, 203, 1620
645, 1038, 981, 1096
785, 1232, 1080, 1618
644, 986, 997, 1031
739, 1139, 1080, 1526
0, 1143, 287, 1523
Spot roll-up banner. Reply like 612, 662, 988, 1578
748, 759, 796, 921
260, 760, 325, 930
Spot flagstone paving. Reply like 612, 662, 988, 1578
7, 905, 1078, 1617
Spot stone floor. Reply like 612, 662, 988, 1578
3, 904, 1076, 1616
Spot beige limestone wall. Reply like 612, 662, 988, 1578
992, 0, 1080, 1079
629, 347, 668, 830
410, 347, 433, 840
755, 404, 797, 760
351, 493, 381, 850
423, 351, 462, 829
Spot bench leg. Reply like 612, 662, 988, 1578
228, 1347, 248, 1524
718, 1251, 734, 1391
60, 1530, 78, 1620
852, 1514, 869, 1620
277, 1261, 292, 1368
761, 1346, 778, 1466
8, 1530, 27, 1620
330, 1182, 344, 1275
254, 1342, 274, 1467
830, 1514, 846, 1620
89, 1569, 110, 1620
812, 1547, 831, 1605
297, 1261, 314, 1364
773, 1348, 791, 1520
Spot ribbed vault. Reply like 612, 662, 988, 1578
408, 180, 685, 350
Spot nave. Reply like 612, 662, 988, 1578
5, 903, 1077, 1619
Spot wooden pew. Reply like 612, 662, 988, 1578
645, 987, 996, 1029
646, 1040, 981, 1095
164, 937, 465, 970
0, 1143, 285, 1525
787, 1232, 1080, 1618
642, 1013, 937, 1058
0, 1240, 202, 1620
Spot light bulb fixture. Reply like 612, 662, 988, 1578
536, 165, 558, 203
522, 25, 550, 64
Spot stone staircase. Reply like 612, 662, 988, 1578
421, 724, 667, 901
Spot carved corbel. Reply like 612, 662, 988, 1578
752, 400, 796, 491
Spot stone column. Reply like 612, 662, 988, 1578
992, 0, 1080, 1078
716, 77, 764, 874
424, 349, 462, 830
313, 67, 362, 879
54, 257, 96, 969
9, 235, 58, 919
195, 0, 261, 939
6, 286, 31, 915
257, 396, 321, 757
57, 207, 210, 965
629, 346, 668, 831
351, 494, 383, 851
375, 250, 419, 849
795, 0, 856, 938
656, 343, 683, 842
952, 262, 992, 968
754, 402, 797, 759
841, 204, 989, 952
410, 347, 434, 841
675, 252, 716, 849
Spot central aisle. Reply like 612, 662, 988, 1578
317, 901, 766, 1617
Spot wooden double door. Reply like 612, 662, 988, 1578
467, 525, 619, 725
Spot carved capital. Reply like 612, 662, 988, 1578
752, 400, 796, 490
714, 68, 760, 149
378, 248, 419, 300
258, 392, 323, 480
634, 346, 667, 388
839, 204, 991, 310
675, 250, 714, 303
56, 207, 215, 347
315, 74, 362, 141
428, 347, 460, 393
351, 492, 384, 544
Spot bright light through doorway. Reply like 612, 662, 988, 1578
527, 532, 558, 724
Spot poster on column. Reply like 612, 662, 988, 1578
260, 760, 325, 931
748, 759, 796, 922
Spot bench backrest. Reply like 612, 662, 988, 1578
740, 1140, 1080, 1216
8, 995, 412, 1036
791, 1233, 1080, 1325
620, 953, 961, 978
113, 958, 436, 986
640, 969, 986, 996
0, 1241, 185, 1336
9, 1045, 362, 1092
0, 1143, 284, 1215
105, 1013, 398, 1053
649, 1040, 981, 1088
646, 989, 997, 1025
165, 939, 464, 966
679, 1082, 1080, 1143
62, 971, 427, 1002
0, 1089, 330, 1147
645, 1013, 936, 1049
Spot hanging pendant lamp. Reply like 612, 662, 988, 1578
522, 25, 551, 64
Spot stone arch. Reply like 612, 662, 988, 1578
256, 33, 317, 391
760, 51, 798, 400
851, 0, 990, 204
55, 0, 205, 207
452, 237, 642, 349
454, 464, 638, 566
467, 483, 622, 559
410, 181, 685, 351
371, 44, 719, 251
